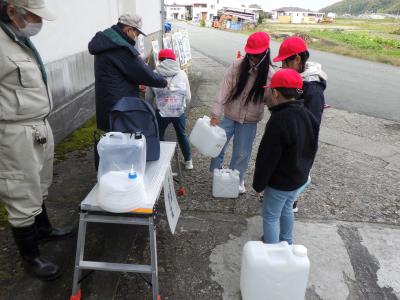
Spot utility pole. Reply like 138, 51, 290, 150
161, 0, 165, 33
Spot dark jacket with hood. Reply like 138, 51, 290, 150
252, 100, 319, 193
300, 62, 327, 126
88, 25, 167, 131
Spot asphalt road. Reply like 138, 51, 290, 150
174, 22, 400, 122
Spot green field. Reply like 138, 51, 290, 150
260, 18, 400, 66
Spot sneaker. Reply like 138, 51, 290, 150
293, 201, 299, 213
185, 160, 193, 170
239, 181, 246, 194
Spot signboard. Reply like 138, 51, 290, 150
138, 35, 145, 59
163, 166, 181, 234
163, 35, 172, 49
181, 30, 192, 62
172, 32, 186, 66
151, 40, 160, 65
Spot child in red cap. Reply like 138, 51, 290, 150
146, 49, 193, 169
210, 32, 275, 193
274, 36, 327, 212
253, 69, 319, 244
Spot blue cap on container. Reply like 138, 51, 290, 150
128, 170, 137, 180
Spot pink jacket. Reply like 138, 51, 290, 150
211, 59, 275, 123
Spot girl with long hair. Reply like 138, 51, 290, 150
210, 32, 275, 193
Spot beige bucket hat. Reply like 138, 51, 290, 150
7, 0, 56, 21
119, 13, 147, 36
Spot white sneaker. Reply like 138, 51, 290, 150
239, 181, 246, 194
185, 160, 193, 170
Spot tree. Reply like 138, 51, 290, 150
249, 4, 262, 10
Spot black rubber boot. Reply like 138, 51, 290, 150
11, 224, 61, 281
35, 204, 74, 242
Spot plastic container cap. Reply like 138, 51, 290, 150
292, 245, 308, 257
128, 166, 137, 179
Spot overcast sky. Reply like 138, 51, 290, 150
166, 0, 341, 11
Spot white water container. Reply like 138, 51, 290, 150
240, 241, 310, 300
212, 169, 240, 198
97, 132, 147, 212
98, 170, 147, 213
189, 116, 227, 158
97, 132, 146, 180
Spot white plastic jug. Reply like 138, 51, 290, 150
189, 116, 227, 158
240, 241, 310, 300
98, 170, 147, 213
97, 132, 147, 212
213, 169, 240, 198
97, 132, 146, 180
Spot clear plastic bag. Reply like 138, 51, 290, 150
154, 82, 186, 117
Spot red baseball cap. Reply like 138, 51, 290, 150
158, 49, 176, 61
245, 32, 270, 55
264, 69, 303, 89
273, 37, 308, 62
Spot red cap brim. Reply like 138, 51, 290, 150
272, 55, 288, 62
245, 45, 269, 55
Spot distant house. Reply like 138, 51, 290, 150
166, 4, 190, 20
272, 7, 325, 24
192, 2, 218, 21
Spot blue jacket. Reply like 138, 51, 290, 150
88, 25, 167, 131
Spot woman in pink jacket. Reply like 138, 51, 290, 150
210, 32, 275, 193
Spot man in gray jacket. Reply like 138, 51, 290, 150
0, 0, 72, 280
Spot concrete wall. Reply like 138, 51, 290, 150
30, 0, 163, 143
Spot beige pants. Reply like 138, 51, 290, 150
0, 120, 54, 227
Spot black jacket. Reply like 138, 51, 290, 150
302, 80, 326, 125
252, 100, 319, 193
88, 25, 167, 131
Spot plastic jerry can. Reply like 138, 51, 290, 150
189, 116, 227, 158
240, 241, 310, 300
98, 168, 147, 213
212, 169, 240, 198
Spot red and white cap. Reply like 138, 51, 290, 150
273, 36, 308, 62
244, 31, 270, 55
264, 69, 303, 89
158, 49, 177, 61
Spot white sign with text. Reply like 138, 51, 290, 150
163, 166, 181, 234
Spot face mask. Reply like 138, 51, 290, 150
249, 52, 267, 73
19, 19, 43, 37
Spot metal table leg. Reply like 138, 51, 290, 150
71, 212, 88, 299
149, 216, 159, 300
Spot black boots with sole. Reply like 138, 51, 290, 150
35, 204, 75, 242
11, 224, 61, 281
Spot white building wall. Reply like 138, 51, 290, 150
135, 0, 162, 34
166, 6, 186, 20
25, 0, 163, 142
32, 0, 162, 63
32, 0, 119, 63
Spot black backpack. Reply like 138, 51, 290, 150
109, 97, 160, 161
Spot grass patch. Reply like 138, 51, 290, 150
55, 117, 97, 160
257, 17, 400, 66
0, 204, 8, 228
311, 29, 400, 50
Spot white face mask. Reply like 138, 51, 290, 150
19, 19, 43, 37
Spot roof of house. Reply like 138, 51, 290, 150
273, 7, 310, 12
